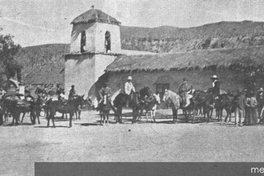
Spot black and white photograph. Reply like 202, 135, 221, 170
1, 0, 264, 175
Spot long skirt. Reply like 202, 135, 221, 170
245, 107, 257, 125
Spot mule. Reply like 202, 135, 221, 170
46, 95, 84, 128
97, 94, 111, 125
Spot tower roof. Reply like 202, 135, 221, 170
71, 9, 121, 25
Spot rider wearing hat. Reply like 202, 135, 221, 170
211, 75, 220, 97
68, 85, 76, 100
124, 76, 135, 107
98, 82, 112, 104
178, 78, 191, 107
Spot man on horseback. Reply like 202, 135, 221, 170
56, 84, 62, 96
178, 78, 191, 108
68, 85, 76, 100
211, 75, 220, 98
124, 76, 135, 107
99, 82, 112, 105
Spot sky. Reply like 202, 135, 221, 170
0, 0, 264, 47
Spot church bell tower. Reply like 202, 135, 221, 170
64, 6, 121, 98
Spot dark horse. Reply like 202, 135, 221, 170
191, 90, 215, 123
20, 95, 45, 124
46, 95, 84, 128
1, 94, 37, 125
97, 94, 112, 125
112, 87, 151, 124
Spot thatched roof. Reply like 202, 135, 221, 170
106, 46, 264, 72
71, 9, 121, 25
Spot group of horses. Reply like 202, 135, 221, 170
0, 85, 243, 128
163, 88, 241, 124
0, 91, 86, 128
95, 86, 242, 125
96, 87, 161, 125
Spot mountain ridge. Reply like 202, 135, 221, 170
14, 20, 264, 84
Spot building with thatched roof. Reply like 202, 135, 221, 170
105, 46, 264, 98
65, 8, 264, 101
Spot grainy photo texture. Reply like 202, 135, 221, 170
0, 0, 264, 175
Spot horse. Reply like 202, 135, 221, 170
130, 90, 142, 124
46, 95, 84, 128
97, 94, 112, 125
144, 93, 161, 122
1, 94, 37, 125
20, 95, 43, 124
163, 89, 181, 123
112, 87, 152, 124
191, 90, 215, 123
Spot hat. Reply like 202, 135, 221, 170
260, 88, 264, 92
211, 75, 218, 79
71, 85, 75, 87
183, 78, 187, 81
104, 82, 109, 86
127, 76, 132, 80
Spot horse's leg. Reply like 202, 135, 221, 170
69, 112, 73, 128
103, 112, 106, 125
50, 111, 56, 128
31, 111, 36, 125
0, 113, 3, 126
78, 110, 81, 120
107, 110, 109, 126
47, 113, 50, 127
174, 109, 178, 123
224, 108, 229, 122
100, 110, 103, 125
37, 110, 41, 124
21, 112, 25, 124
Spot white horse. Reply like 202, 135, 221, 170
163, 89, 181, 123
145, 93, 161, 122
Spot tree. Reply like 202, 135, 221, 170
0, 27, 22, 84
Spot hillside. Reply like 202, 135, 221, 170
16, 21, 264, 84
15, 44, 69, 84
121, 21, 264, 52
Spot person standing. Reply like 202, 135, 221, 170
256, 88, 264, 121
235, 88, 246, 127
245, 90, 258, 125
124, 76, 135, 107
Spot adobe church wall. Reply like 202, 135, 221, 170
108, 69, 249, 95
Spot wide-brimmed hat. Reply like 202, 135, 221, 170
127, 76, 132, 80
211, 75, 218, 79
259, 88, 264, 92
183, 78, 187, 81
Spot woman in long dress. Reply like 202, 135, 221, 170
245, 91, 258, 125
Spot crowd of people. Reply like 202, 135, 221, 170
178, 74, 264, 126
18, 73, 264, 127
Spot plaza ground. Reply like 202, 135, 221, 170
0, 109, 264, 175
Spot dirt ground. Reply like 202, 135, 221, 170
1, 109, 264, 175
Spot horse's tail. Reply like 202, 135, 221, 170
110, 102, 117, 114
